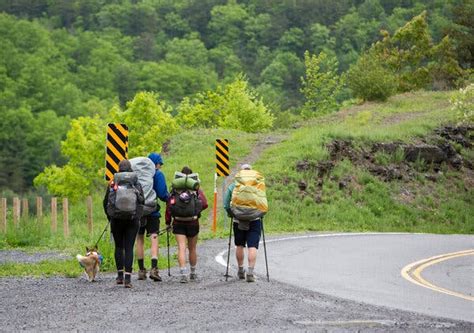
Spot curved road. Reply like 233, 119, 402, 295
217, 233, 474, 322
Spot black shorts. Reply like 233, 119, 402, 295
233, 219, 262, 249
172, 222, 199, 238
138, 215, 160, 236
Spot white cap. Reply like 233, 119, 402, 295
241, 163, 252, 170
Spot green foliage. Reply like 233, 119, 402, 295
347, 50, 397, 101
301, 51, 343, 117
450, 83, 474, 124
35, 115, 106, 201
353, 11, 465, 98
256, 91, 473, 235
35, 92, 179, 199
430, 36, 466, 90
1, 1, 469, 196
117, 92, 179, 156
177, 75, 274, 132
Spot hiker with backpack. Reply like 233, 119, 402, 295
166, 166, 208, 283
103, 159, 145, 288
135, 152, 169, 282
223, 164, 268, 282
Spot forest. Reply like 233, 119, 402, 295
0, 0, 471, 196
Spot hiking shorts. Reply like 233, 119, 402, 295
233, 219, 262, 249
138, 215, 160, 236
172, 222, 199, 238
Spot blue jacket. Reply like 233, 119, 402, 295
151, 169, 169, 217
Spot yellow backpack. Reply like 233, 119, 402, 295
230, 169, 268, 220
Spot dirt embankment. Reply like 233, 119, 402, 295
294, 125, 473, 201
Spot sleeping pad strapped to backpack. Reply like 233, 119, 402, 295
129, 157, 157, 215
169, 172, 202, 221
230, 169, 268, 221
107, 171, 140, 219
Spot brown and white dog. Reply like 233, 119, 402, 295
76, 247, 102, 282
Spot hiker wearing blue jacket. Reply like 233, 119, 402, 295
136, 152, 169, 282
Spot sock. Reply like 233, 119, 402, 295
138, 259, 144, 270
190, 266, 196, 273
117, 270, 124, 279
124, 272, 131, 283
238, 266, 245, 273
151, 257, 158, 269
248, 267, 254, 275
179, 267, 187, 275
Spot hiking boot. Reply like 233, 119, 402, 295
124, 281, 132, 288
149, 267, 162, 281
189, 272, 197, 281
138, 269, 147, 280
179, 274, 188, 284
116, 277, 124, 285
246, 274, 255, 283
238, 270, 245, 280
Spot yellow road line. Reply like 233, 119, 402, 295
401, 249, 474, 301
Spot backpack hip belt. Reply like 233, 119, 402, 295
174, 216, 199, 222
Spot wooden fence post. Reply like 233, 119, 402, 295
63, 198, 69, 237
36, 197, 43, 222
51, 197, 57, 232
1, 198, 6, 233
13, 197, 20, 226
87, 196, 93, 235
21, 198, 29, 220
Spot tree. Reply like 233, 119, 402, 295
300, 51, 343, 118
376, 11, 433, 91
429, 36, 465, 90
347, 50, 397, 101
116, 92, 179, 157
34, 115, 106, 201
208, 0, 249, 49
176, 75, 274, 132
218, 75, 274, 132
35, 92, 179, 200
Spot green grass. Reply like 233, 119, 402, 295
255, 90, 473, 234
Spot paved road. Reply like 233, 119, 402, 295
217, 233, 474, 323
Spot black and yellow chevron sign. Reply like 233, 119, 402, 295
105, 123, 129, 181
215, 139, 230, 177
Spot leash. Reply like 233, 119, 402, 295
94, 219, 110, 248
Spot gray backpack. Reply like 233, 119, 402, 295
130, 157, 157, 215
107, 172, 139, 219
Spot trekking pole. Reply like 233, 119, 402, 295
94, 219, 110, 249
261, 217, 270, 282
225, 217, 233, 281
167, 225, 171, 276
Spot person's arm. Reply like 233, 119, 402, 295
198, 189, 208, 211
103, 182, 113, 218
223, 183, 235, 216
153, 171, 169, 202
135, 182, 145, 205
103, 188, 109, 216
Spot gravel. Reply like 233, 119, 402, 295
0, 250, 69, 264
0, 238, 472, 332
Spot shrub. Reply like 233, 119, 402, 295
450, 83, 474, 124
347, 51, 397, 101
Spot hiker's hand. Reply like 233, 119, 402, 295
226, 209, 233, 218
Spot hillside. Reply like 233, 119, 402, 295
254, 91, 473, 234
